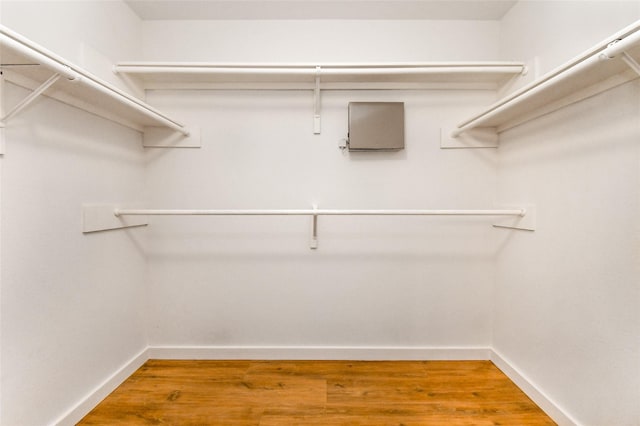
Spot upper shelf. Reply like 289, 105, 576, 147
451, 20, 640, 136
113, 62, 526, 91
0, 25, 189, 135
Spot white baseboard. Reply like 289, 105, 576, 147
52, 347, 149, 426
490, 349, 580, 426
147, 345, 492, 361
51, 345, 575, 426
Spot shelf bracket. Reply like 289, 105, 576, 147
82, 204, 148, 233
493, 204, 536, 231
313, 66, 321, 134
620, 52, 640, 77
310, 204, 319, 249
1, 72, 61, 125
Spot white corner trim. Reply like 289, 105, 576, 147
52, 347, 149, 426
490, 349, 581, 426
147, 345, 492, 361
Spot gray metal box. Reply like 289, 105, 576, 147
348, 102, 404, 151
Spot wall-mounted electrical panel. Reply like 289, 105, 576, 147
347, 102, 404, 151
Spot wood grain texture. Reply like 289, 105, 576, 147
78, 360, 556, 425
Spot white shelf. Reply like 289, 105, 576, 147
114, 62, 526, 91
0, 25, 189, 135
113, 61, 525, 135
452, 20, 640, 136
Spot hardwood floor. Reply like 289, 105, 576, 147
78, 360, 556, 425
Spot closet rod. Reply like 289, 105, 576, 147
600, 27, 640, 59
114, 208, 526, 217
451, 20, 640, 137
0, 25, 190, 136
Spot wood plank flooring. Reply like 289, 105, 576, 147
78, 360, 556, 425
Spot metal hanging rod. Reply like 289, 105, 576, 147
114, 208, 526, 217
82, 204, 534, 246
112, 207, 528, 249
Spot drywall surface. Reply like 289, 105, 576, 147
141, 19, 500, 62
0, 0, 143, 94
499, 0, 640, 93
494, 77, 640, 426
494, 4, 640, 425
0, 84, 148, 426
0, 2, 148, 425
143, 87, 500, 350
140, 18, 504, 351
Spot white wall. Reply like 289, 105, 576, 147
1, 85, 148, 426
495, 2, 640, 425
500, 0, 640, 92
141, 20, 504, 351
141, 19, 500, 62
0, 2, 147, 425
1, 0, 142, 92
3, 2, 639, 425
144, 89, 499, 350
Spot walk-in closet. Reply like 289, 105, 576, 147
0, 1, 638, 425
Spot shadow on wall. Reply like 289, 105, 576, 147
142, 219, 505, 262
497, 81, 639, 168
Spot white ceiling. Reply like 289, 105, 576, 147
125, 0, 518, 21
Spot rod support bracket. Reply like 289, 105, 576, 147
64, 66, 81, 82
599, 39, 622, 60
313, 66, 321, 134
310, 204, 319, 249
493, 204, 536, 231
